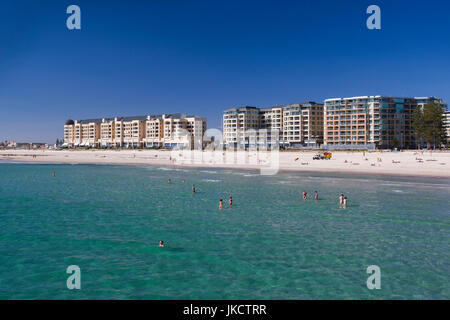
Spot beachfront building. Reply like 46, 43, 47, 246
144, 116, 164, 147
282, 102, 324, 148
63, 113, 207, 149
99, 118, 115, 148
444, 111, 450, 146
223, 106, 261, 148
222, 103, 324, 148
260, 106, 283, 147
323, 96, 447, 149
63, 120, 75, 147
63, 119, 102, 148
121, 116, 147, 148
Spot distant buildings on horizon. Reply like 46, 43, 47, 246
62, 95, 449, 150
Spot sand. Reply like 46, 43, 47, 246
1, 149, 450, 178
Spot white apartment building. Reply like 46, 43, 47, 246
222, 106, 262, 147
444, 111, 450, 145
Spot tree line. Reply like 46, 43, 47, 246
412, 102, 448, 149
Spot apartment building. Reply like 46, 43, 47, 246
223, 106, 261, 147
323, 96, 446, 149
99, 118, 115, 148
222, 103, 324, 148
282, 102, 324, 147
260, 106, 283, 146
63, 114, 207, 149
64, 120, 75, 147
144, 116, 164, 147
444, 110, 450, 145
121, 116, 147, 148
63, 119, 101, 147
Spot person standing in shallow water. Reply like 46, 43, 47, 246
168, 179, 171, 184
314, 191, 318, 200
219, 199, 223, 210
229, 196, 232, 207
339, 194, 344, 206
343, 197, 348, 208
302, 191, 307, 200
192, 184, 195, 193
159, 240, 164, 247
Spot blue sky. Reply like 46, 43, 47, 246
0, 0, 449, 143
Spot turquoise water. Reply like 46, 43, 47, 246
0, 163, 449, 299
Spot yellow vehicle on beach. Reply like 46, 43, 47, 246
313, 152, 332, 160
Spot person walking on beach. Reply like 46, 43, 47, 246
314, 191, 318, 200
229, 196, 232, 207
192, 184, 195, 193
219, 199, 223, 210
302, 191, 307, 200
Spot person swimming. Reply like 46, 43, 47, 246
302, 191, 307, 200
229, 196, 232, 207
159, 240, 164, 247
219, 199, 223, 209
314, 191, 318, 200
192, 184, 195, 193
181, 179, 185, 183
339, 194, 344, 206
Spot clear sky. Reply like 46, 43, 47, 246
1, 0, 449, 143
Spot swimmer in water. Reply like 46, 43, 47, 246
229, 196, 232, 207
168, 179, 171, 184
192, 184, 195, 193
339, 194, 344, 206
302, 191, 307, 200
159, 240, 164, 247
314, 191, 318, 200
219, 199, 223, 209
181, 179, 185, 183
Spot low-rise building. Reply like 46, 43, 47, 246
63, 113, 207, 149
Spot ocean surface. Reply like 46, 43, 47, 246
0, 163, 449, 299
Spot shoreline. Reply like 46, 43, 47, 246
2, 149, 450, 179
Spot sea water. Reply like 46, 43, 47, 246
0, 163, 449, 299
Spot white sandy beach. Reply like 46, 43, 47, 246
1, 149, 450, 178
